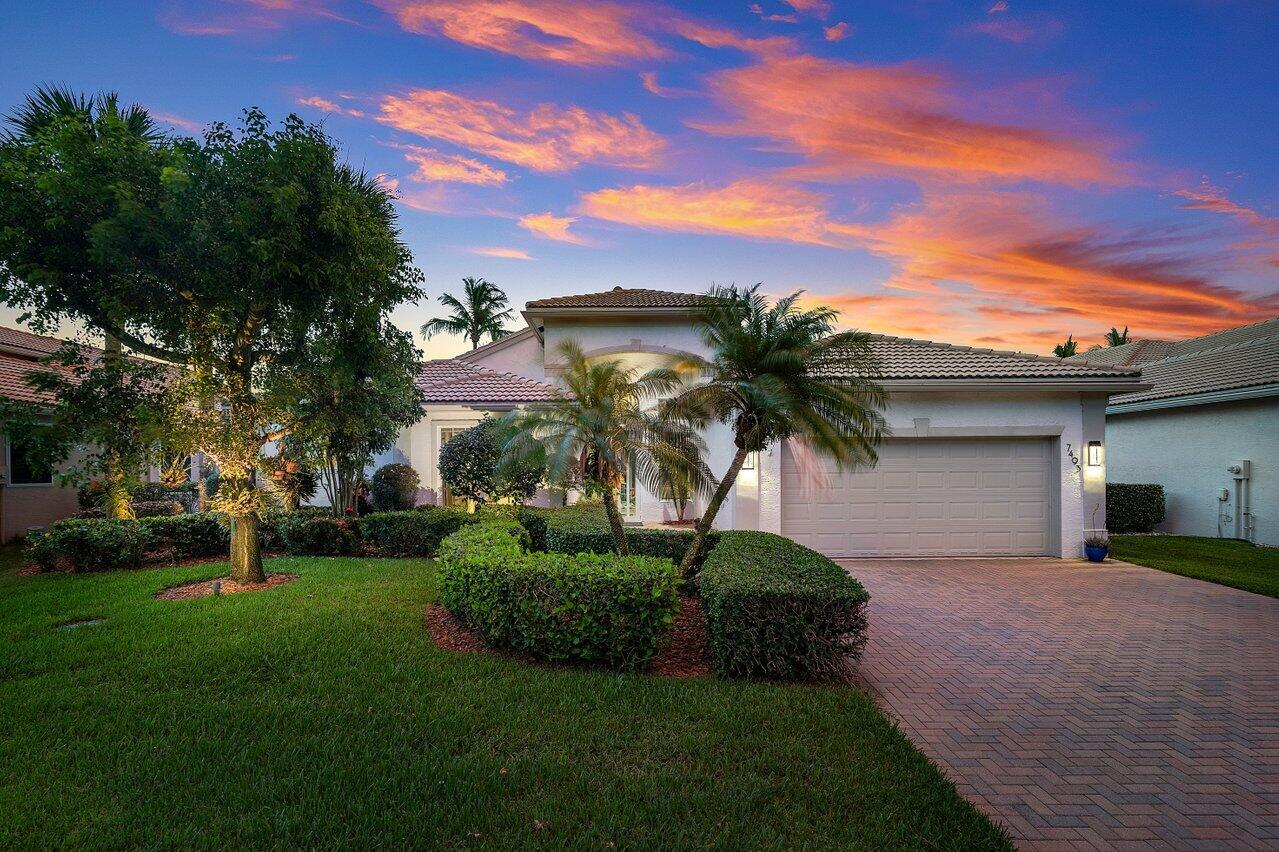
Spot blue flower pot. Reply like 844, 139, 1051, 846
1084, 544, 1108, 563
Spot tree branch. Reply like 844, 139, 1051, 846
85, 312, 190, 364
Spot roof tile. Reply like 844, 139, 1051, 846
526, 287, 708, 309
417, 359, 560, 404
864, 334, 1142, 380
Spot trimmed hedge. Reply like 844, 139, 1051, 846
542, 503, 718, 566
275, 513, 360, 556
700, 531, 869, 680
28, 518, 147, 572
139, 513, 229, 559
361, 507, 477, 557
1106, 483, 1166, 534
131, 500, 183, 518
437, 518, 680, 669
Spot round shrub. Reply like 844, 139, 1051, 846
370, 463, 420, 511
27, 518, 147, 572
439, 418, 544, 505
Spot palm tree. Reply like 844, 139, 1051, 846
1104, 326, 1130, 347
1053, 335, 1078, 358
420, 277, 514, 349
496, 340, 711, 554
665, 285, 887, 577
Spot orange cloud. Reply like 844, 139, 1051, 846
640, 72, 699, 99
394, 144, 509, 185
519, 212, 593, 245
1175, 182, 1279, 234
962, 17, 1065, 43
296, 95, 366, 118
468, 246, 533, 260
695, 53, 1128, 187
151, 110, 205, 134
374, 174, 452, 213
783, 0, 830, 17
824, 22, 850, 42
377, 89, 664, 172
672, 20, 796, 57
578, 179, 837, 244
372, 0, 668, 65
830, 191, 1279, 346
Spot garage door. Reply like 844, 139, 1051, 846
780, 438, 1054, 557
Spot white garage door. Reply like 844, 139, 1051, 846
780, 438, 1054, 557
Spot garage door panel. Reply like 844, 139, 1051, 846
781, 438, 1053, 557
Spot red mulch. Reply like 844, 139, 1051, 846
424, 592, 712, 679
153, 573, 299, 601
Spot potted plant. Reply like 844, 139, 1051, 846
1083, 502, 1109, 562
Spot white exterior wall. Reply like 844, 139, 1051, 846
757, 390, 1106, 558
1107, 397, 1278, 546
459, 330, 545, 380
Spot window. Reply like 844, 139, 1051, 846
438, 427, 469, 507
618, 453, 637, 517
7, 434, 53, 485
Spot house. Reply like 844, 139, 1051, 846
390, 287, 1148, 558
1067, 318, 1279, 546
0, 326, 86, 541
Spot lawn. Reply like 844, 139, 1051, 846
0, 549, 1009, 849
1109, 535, 1279, 598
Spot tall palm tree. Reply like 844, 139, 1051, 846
1053, 335, 1078, 358
496, 340, 711, 555
1104, 326, 1130, 347
420, 277, 514, 349
665, 285, 888, 577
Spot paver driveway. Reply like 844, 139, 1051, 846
843, 557, 1279, 850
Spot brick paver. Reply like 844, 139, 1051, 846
842, 557, 1279, 850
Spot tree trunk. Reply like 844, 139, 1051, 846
678, 445, 750, 579
101, 333, 135, 520
229, 514, 265, 584
601, 485, 629, 556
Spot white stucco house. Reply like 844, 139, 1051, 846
384, 287, 1148, 559
1068, 318, 1278, 546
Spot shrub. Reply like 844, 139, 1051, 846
138, 513, 229, 560
1106, 483, 1166, 534
543, 503, 717, 567
27, 518, 147, 572
132, 481, 199, 513
480, 504, 553, 552
370, 463, 420, 512
439, 418, 544, 505
131, 500, 183, 518
437, 519, 679, 669
275, 512, 360, 556
700, 531, 869, 680
361, 507, 477, 557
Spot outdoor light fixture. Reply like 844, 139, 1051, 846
1087, 441, 1102, 467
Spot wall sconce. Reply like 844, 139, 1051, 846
1087, 441, 1102, 467
741, 451, 757, 471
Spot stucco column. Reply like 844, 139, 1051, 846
1080, 393, 1109, 543
757, 441, 782, 534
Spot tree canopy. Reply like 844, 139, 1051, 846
421, 277, 513, 349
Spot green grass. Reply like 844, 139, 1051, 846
0, 548, 1008, 849
1110, 535, 1279, 598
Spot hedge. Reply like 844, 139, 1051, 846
437, 518, 679, 670
139, 513, 229, 559
361, 507, 477, 557
28, 518, 148, 572
700, 531, 869, 680
1106, 483, 1166, 534
542, 503, 717, 567
274, 513, 361, 556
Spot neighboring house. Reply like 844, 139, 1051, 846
1068, 318, 1279, 546
393, 287, 1146, 558
0, 326, 85, 541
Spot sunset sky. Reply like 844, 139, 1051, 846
4, 0, 1278, 359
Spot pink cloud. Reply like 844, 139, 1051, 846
824, 22, 850, 42
519, 212, 594, 245
372, 0, 668, 65
394, 144, 510, 185
468, 246, 533, 260
376, 89, 665, 172
159, 0, 353, 35
150, 110, 205, 134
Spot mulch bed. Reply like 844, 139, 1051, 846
153, 573, 299, 601
424, 592, 712, 679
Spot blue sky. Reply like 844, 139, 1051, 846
3, 0, 1277, 358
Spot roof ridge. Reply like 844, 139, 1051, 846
1139, 332, 1279, 365
1179, 315, 1279, 346
864, 332, 1142, 375
455, 326, 534, 360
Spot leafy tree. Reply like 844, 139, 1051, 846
420, 277, 513, 349
655, 456, 695, 522
0, 86, 168, 518
370, 463, 419, 511
0, 95, 424, 582
1104, 326, 1130, 347
1053, 335, 1078, 358
262, 438, 318, 511
439, 417, 544, 506
498, 341, 710, 554
0, 343, 175, 518
665, 285, 887, 577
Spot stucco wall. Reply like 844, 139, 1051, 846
0, 434, 82, 542
460, 330, 545, 380
1107, 397, 1277, 545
